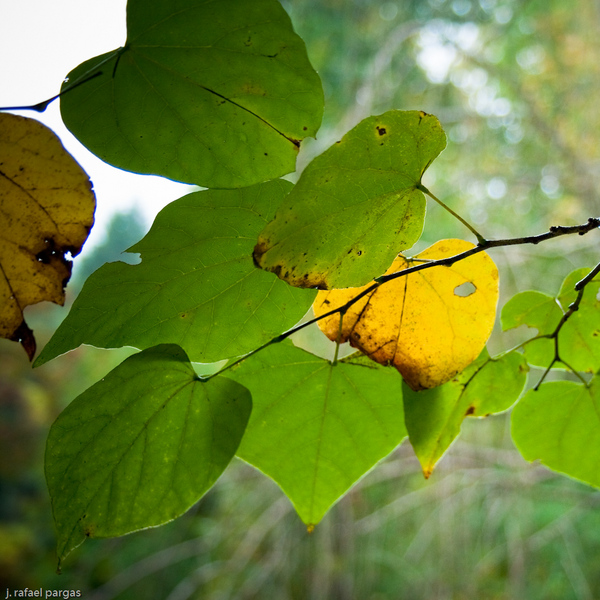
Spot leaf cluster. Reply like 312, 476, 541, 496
1, 0, 599, 567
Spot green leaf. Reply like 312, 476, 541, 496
512, 378, 600, 488
60, 0, 323, 188
253, 110, 446, 289
45, 344, 251, 564
500, 290, 561, 368
35, 181, 315, 366
404, 349, 528, 477
557, 268, 593, 306
556, 269, 600, 371
501, 268, 600, 372
501, 290, 559, 331
228, 342, 406, 525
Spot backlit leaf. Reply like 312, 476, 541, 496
45, 344, 251, 564
314, 239, 499, 390
228, 342, 406, 526
500, 290, 560, 368
253, 110, 446, 289
0, 113, 95, 360
404, 349, 528, 477
556, 268, 600, 371
60, 0, 323, 188
35, 180, 314, 366
502, 268, 600, 372
512, 378, 600, 488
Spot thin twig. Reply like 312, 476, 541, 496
372, 218, 600, 288
534, 260, 600, 389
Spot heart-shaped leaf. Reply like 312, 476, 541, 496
45, 344, 251, 565
254, 110, 446, 289
60, 0, 323, 188
314, 239, 499, 390
512, 378, 600, 488
35, 180, 315, 366
228, 342, 406, 525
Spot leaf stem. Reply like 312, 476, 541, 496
331, 308, 346, 366
418, 184, 486, 244
0, 47, 123, 113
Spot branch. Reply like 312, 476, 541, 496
534, 260, 600, 389
381, 217, 600, 283
206, 216, 600, 380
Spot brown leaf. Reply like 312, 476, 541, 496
0, 114, 95, 359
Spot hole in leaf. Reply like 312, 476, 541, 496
454, 281, 477, 297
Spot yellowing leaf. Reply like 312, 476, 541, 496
313, 239, 499, 390
0, 114, 95, 359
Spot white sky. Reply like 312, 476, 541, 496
0, 0, 194, 254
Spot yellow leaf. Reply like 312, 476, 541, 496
314, 239, 499, 390
0, 114, 95, 359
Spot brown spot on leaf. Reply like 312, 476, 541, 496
465, 405, 476, 416
376, 126, 387, 136
252, 241, 267, 268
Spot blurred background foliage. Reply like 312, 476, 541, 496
2, 0, 600, 597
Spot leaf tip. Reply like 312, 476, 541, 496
9, 321, 36, 361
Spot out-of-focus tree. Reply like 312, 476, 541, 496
286, 0, 600, 296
